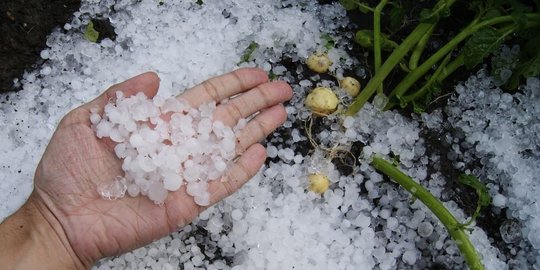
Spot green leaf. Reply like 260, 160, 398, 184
462, 27, 504, 69
521, 51, 540, 77
412, 101, 426, 114
84, 21, 99, 43
491, 46, 520, 86
355, 30, 373, 48
419, 8, 439, 23
339, 0, 372, 13
468, 0, 486, 13
517, 25, 540, 40
459, 174, 492, 207
420, 0, 451, 23
389, 3, 405, 31
439, 5, 451, 18
339, 0, 357, 10
357, 4, 372, 13
196, 0, 203, 5
502, 51, 540, 90
269, 70, 277, 81
482, 8, 504, 19
321, 33, 335, 50
511, 9, 528, 30
458, 174, 492, 226
524, 35, 540, 56
238, 41, 259, 64
355, 30, 398, 51
419, 5, 449, 23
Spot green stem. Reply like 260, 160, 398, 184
461, 204, 481, 227
385, 53, 462, 110
346, 0, 456, 115
390, 23, 524, 109
399, 52, 453, 106
355, 0, 375, 13
437, 53, 464, 82
409, 24, 436, 70
346, 23, 433, 115
371, 157, 485, 270
387, 14, 539, 100
374, 0, 390, 94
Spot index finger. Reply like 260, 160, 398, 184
82, 72, 161, 111
180, 67, 269, 107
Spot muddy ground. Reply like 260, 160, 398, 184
0, 0, 80, 92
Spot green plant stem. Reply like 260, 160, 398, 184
388, 14, 540, 100
395, 54, 462, 110
438, 53, 464, 82
374, 0, 390, 94
346, 23, 433, 115
461, 204, 481, 227
399, 52, 452, 106
354, 0, 375, 12
385, 53, 463, 110
409, 24, 435, 70
389, 23, 527, 109
371, 157, 485, 270
346, 0, 456, 115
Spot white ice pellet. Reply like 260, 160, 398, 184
95, 121, 112, 138
98, 176, 127, 200
231, 209, 243, 220
402, 250, 417, 265
40, 50, 50, 59
343, 116, 355, 128
417, 221, 434, 237
194, 192, 210, 206
266, 145, 278, 158
90, 112, 101, 125
353, 213, 371, 228
148, 182, 168, 203
234, 118, 248, 133
214, 158, 227, 172
163, 173, 182, 191
492, 193, 507, 207
40, 66, 52, 76
127, 184, 140, 197
386, 217, 399, 230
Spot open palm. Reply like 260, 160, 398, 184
31, 68, 292, 267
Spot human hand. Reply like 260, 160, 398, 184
0, 68, 292, 269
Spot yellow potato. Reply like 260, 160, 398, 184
306, 53, 332, 73
308, 173, 330, 194
340, 77, 361, 97
305, 87, 339, 116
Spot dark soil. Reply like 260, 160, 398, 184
0, 0, 81, 93
421, 118, 529, 265
90, 18, 117, 43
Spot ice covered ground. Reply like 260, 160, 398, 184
0, 0, 538, 269
444, 72, 540, 268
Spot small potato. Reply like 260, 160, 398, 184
340, 77, 361, 97
305, 87, 339, 116
306, 53, 332, 73
308, 173, 330, 194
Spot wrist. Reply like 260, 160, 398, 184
0, 194, 87, 270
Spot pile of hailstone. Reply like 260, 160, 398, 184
90, 91, 241, 206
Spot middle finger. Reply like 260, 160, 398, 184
213, 80, 292, 126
